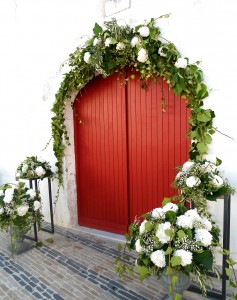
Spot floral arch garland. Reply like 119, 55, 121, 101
51, 17, 215, 187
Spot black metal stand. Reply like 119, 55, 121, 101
26, 177, 54, 242
188, 195, 231, 299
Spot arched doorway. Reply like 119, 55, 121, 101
73, 72, 190, 234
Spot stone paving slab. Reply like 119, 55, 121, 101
0, 224, 224, 299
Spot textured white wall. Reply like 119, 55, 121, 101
1, 0, 237, 261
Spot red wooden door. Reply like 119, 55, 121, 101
74, 72, 190, 234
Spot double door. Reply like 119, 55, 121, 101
74, 71, 190, 234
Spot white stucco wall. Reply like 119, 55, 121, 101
1, 0, 237, 261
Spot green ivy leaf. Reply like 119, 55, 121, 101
193, 250, 213, 270
162, 197, 171, 206
93, 23, 103, 35
177, 230, 185, 240
171, 256, 182, 267
145, 221, 153, 232
197, 142, 208, 154
165, 246, 173, 255
137, 265, 150, 281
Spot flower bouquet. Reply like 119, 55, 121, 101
115, 198, 220, 297
0, 181, 43, 249
16, 156, 54, 180
173, 158, 234, 202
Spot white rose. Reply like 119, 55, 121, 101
137, 48, 148, 63
93, 38, 102, 46
84, 52, 91, 64
150, 250, 166, 268
116, 42, 125, 50
151, 207, 165, 219
186, 176, 201, 188
139, 220, 148, 234
35, 166, 46, 177
3, 188, 14, 204
195, 228, 213, 247
33, 200, 41, 211
156, 222, 172, 244
131, 36, 140, 47
135, 239, 144, 253
0, 207, 4, 214
22, 164, 28, 173
26, 189, 36, 198
175, 58, 188, 69
138, 26, 150, 37
158, 47, 166, 57
182, 161, 194, 172
17, 204, 29, 216
212, 175, 224, 187
105, 37, 112, 47
163, 202, 179, 213
174, 249, 192, 266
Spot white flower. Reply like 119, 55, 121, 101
135, 239, 144, 253
158, 47, 166, 57
175, 58, 188, 69
156, 222, 172, 244
26, 189, 36, 198
37, 157, 46, 163
200, 217, 212, 231
184, 209, 201, 223
150, 250, 166, 268
105, 37, 112, 47
175, 172, 184, 179
182, 161, 194, 172
202, 161, 216, 173
186, 176, 201, 188
151, 207, 165, 219
15, 172, 21, 178
0, 207, 4, 214
0, 190, 4, 196
84, 52, 91, 64
3, 188, 14, 204
131, 36, 140, 47
116, 42, 125, 50
35, 166, 46, 177
163, 202, 179, 213
137, 48, 148, 63
17, 204, 29, 216
139, 220, 148, 234
93, 38, 101, 46
212, 175, 224, 187
174, 249, 193, 266
138, 26, 150, 37
22, 164, 28, 173
33, 200, 41, 211
176, 215, 193, 229
195, 228, 213, 247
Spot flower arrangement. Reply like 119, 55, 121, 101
16, 156, 54, 180
0, 181, 43, 240
115, 198, 220, 297
173, 158, 235, 209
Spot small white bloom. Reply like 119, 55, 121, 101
176, 215, 193, 229
150, 250, 166, 268
184, 209, 201, 223
182, 161, 194, 172
35, 166, 46, 177
137, 48, 148, 63
135, 239, 144, 253
26, 189, 36, 198
0, 207, 4, 214
156, 222, 172, 244
139, 220, 148, 234
105, 37, 112, 47
151, 207, 165, 219
186, 176, 201, 188
131, 36, 140, 47
175, 58, 188, 69
163, 202, 179, 213
175, 172, 184, 179
173, 249, 193, 266
84, 52, 91, 64
0, 190, 4, 196
212, 175, 224, 187
3, 188, 14, 204
195, 228, 213, 247
93, 38, 101, 46
33, 200, 41, 211
200, 217, 212, 231
202, 161, 216, 173
116, 42, 125, 50
158, 47, 166, 57
138, 26, 150, 37
17, 204, 29, 216
22, 164, 28, 173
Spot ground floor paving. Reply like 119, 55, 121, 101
0, 224, 224, 299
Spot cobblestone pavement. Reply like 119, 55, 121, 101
0, 224, 222, 299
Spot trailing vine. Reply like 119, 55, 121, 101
51, 17, 215, 186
